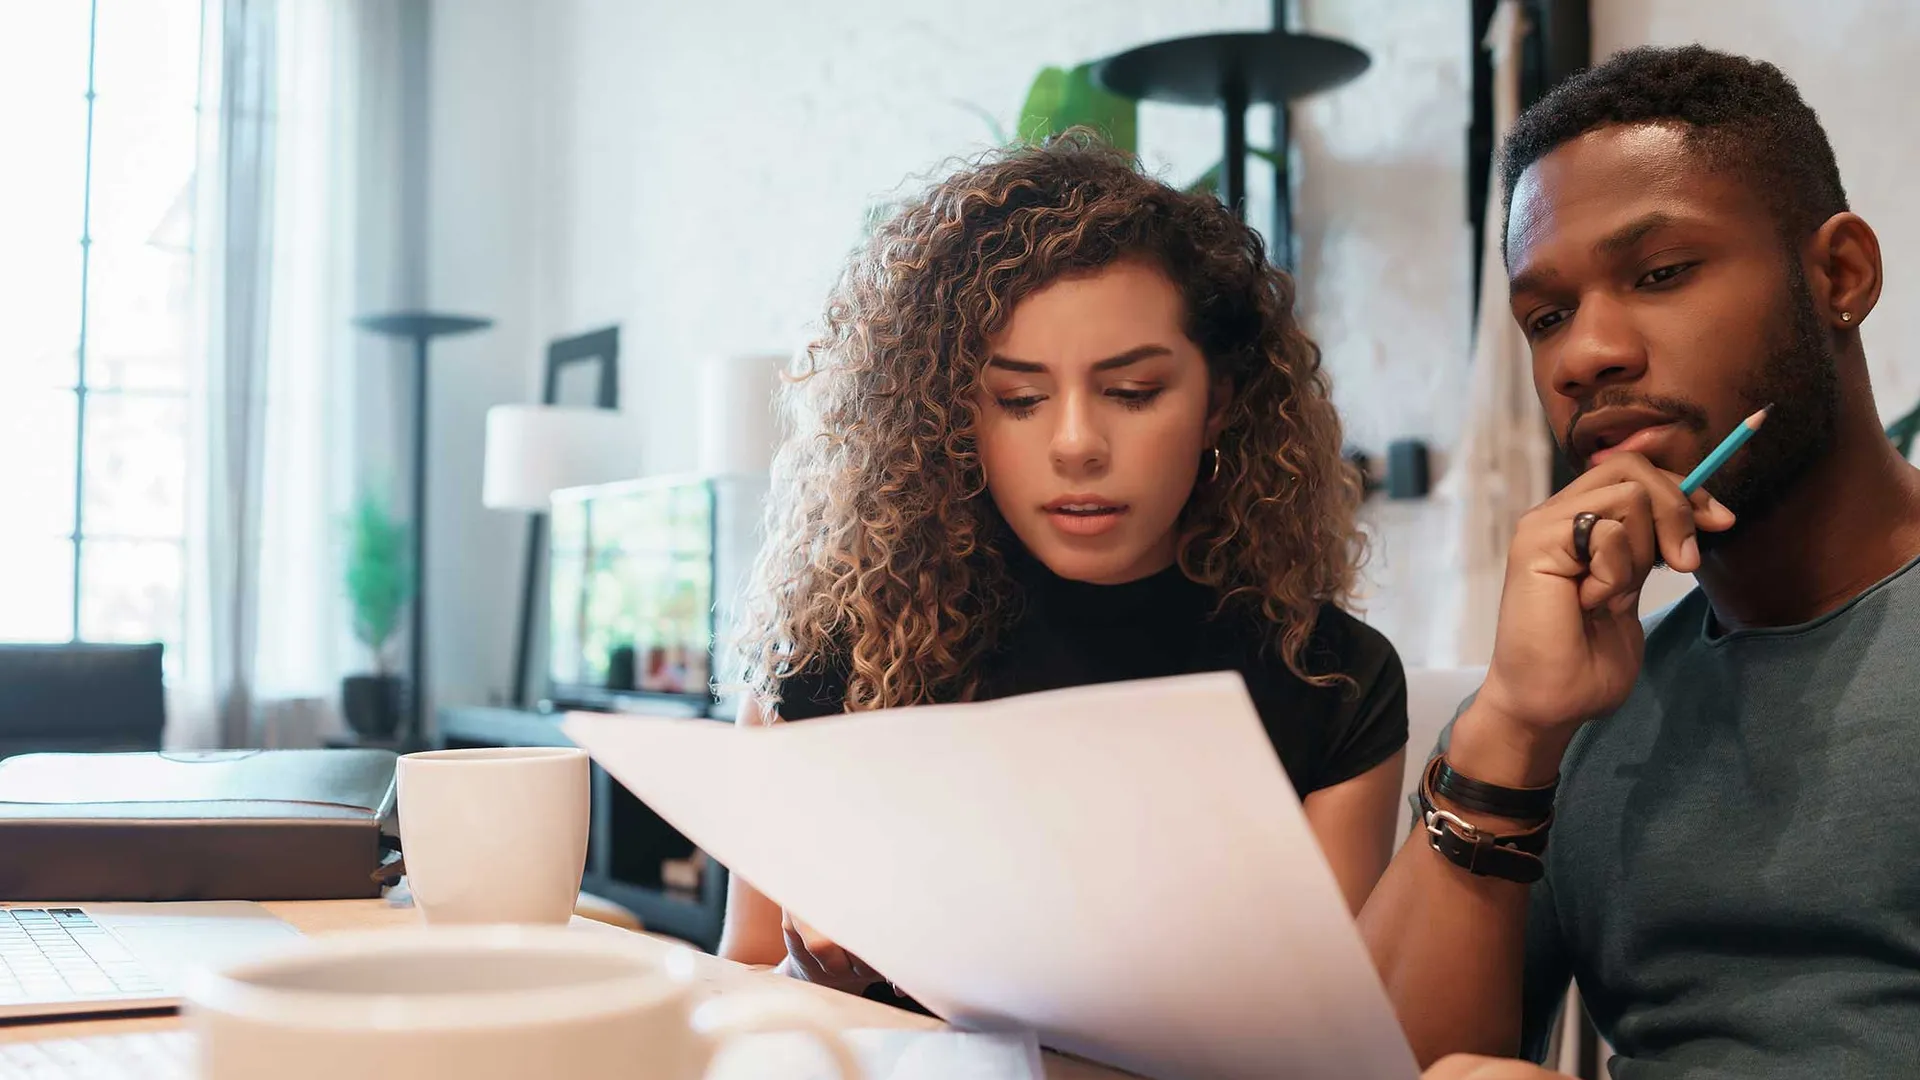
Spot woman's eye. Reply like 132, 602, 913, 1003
1107, 387, 1163, 410
995, 394, 1044, 418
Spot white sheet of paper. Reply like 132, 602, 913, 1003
563, 672, 1419, 1080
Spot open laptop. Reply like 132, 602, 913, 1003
0, 902, 303, 1020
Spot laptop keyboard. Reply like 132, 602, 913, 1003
0, 909, 165, 1003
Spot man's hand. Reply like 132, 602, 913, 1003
777, 910, 883, 994
1422, 1054, 1572, 1080
1455, 453, 1734, 786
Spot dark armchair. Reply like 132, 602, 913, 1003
0, 643, 166, 759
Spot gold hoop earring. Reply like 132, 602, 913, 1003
1207, 447, 1222, 484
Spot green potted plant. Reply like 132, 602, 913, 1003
1007, 62, 1281, 195
864, 65, 1273, 239
341, 488, 411, 739
1888, 398, 1920, 461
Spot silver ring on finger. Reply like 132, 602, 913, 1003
1571, 512, 1600, 564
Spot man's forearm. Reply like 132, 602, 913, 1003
1360, 703, 1571, 1067
1360, 826, 1535, 1065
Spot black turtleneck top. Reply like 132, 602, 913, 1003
775, 547, 1407, 799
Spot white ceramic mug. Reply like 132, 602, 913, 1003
396, 746, 590, 925
184, 926, 863, 1080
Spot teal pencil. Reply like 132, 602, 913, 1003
1679, 405, 1771, 495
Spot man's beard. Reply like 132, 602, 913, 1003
1556, 261, 1842, 550
1695, 260, 1841, 545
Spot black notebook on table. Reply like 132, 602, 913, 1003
0, 749, 398, 901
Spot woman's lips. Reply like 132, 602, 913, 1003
1043, 503, 1128, 537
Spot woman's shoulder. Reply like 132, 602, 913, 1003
771, 647, 851, 721
1222, 600, 1408, 794
1215, 597, 1402, 690
1301, 603, 1404, 690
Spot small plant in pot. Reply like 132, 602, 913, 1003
341, 489, 411, 739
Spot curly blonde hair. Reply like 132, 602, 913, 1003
739, 132, 1363, 712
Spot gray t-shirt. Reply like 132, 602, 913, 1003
1489, 554, 1920, 1078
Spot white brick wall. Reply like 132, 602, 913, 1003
427, 0, 1473, 694
1594, 0, 1920, 427
428, 2, 1915, 693
521, 0, 1285, 473
1293, 0, 1470, 663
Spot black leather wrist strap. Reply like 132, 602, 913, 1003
1434, 757, 1557, 820
1417, 756, 1551, 884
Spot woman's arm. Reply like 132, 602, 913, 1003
718, 869, 787, 965
712, 694, 882, 994
715, 696, 787, 965
1423, 1056, 1570, 1080
1300, 748, 1406, 914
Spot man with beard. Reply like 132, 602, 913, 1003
1366, 46, 1920, 1080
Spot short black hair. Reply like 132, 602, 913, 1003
1501, 45, 1849, 252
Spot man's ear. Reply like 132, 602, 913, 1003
1204, 372, 1234, 444
1808, 211, 1883, 331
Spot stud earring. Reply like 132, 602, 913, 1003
1842, 311, 1854, 323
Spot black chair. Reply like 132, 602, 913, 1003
0, 643, 166, 759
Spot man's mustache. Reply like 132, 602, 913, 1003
1560, 390, 1711, 454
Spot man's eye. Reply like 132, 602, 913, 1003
1637, 262, 1696, 288
1529, 309, 1570, 337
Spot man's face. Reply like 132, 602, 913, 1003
1506, 123, 1839, 534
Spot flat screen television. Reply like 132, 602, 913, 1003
546, 476, 716, 711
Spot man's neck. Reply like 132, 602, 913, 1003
1696, 413, 1920, 629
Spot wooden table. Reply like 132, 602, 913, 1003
0, 899, 1129, 1078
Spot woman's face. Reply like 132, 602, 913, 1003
976, 259, 1227, 585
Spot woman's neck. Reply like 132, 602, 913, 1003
1002, 537, 1180, 588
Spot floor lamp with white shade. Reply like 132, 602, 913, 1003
482, 404, 644, 707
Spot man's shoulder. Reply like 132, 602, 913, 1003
1640, 582, 1705, 633
1637, 585, 1710, 661
1555, 591, 1714, 773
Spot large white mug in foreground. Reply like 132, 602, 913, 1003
397, 746, 589, 924
184, 926, 863, 1080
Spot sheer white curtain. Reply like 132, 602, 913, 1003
1423, 0, 1550, 669
174, 0, 404, 748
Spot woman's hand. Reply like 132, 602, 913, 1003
1422, 1054, 1571, 1080
777, 910, 883, 994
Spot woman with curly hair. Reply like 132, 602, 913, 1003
719, 133, 1409, 995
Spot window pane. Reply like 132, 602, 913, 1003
94, 0, 203, 110
78, 539, 183, 674
5, 241, 84, 389
90, 0, 200, 254
88, 0, 202, 394
87, 99, 198, 260
0, 389, 79, 535
0, 538, 74, 643
84, 243, 194, 390
83, 392, 187, 539
0, 85, 88, 389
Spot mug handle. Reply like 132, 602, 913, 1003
692, 992, 865, 1080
